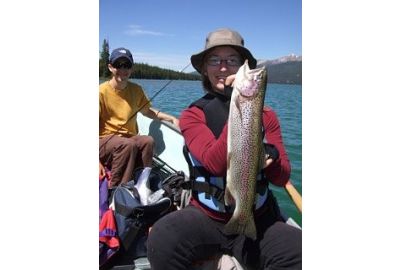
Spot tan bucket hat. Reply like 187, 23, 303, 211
190, 28, 257, 73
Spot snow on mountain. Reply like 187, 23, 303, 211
257, 54, 302, 67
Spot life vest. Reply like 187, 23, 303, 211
184, 92, 269, 214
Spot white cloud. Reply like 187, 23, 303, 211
124, 25, 173, 37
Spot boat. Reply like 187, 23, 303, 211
101, 113, 301, 270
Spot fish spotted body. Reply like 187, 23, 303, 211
224, 60, 267, 240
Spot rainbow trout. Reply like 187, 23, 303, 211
224, 60, 267, 240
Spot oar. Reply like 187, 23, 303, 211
284, 181, 302, 213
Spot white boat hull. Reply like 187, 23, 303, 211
137, 113, 189, 177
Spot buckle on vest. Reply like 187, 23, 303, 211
212, 188, 225, 202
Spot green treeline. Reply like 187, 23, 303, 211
100, 61, 201, 81
99, 39, 200, 81
130, 63, 200, 80
99, 39, 302, 84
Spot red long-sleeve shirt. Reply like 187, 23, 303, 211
179, 106, 290, 187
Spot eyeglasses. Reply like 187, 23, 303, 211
112, 62, 133, 69
206, 56, 242, 67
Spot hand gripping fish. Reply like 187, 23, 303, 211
224, 60, 267, 240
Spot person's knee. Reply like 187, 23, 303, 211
130, 135, 154, 150
120, 138, 139, 152
143, 135, 154, 147
271, 222, 301, 244
148, 207, 224, 269
147, 214, 185, 265
148, 213, 182, 248
114, 136, 134, 147
261, 222, 302, 269
148, 208, 202, 251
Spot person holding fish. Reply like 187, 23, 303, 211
147, 28, 301, 269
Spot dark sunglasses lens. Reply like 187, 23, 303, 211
114, 62, 132, 69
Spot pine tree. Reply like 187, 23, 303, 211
99, 39, 111, 78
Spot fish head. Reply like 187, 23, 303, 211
233, 60, 267, 99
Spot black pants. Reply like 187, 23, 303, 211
147, 193, 302, 270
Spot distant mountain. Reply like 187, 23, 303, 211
259, 54, 302, 65
189, 54, 302, 85
258, 54, 302, 85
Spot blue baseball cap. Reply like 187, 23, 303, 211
109, 47, 134, 65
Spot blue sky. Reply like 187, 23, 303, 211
100, 0, 301, 72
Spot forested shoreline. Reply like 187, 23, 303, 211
99, 39, 301, 84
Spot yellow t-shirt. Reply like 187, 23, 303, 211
99, 81, 151, 138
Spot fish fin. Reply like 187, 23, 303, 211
235, 97, 243, 122
224, 215, 257, 241
224, 217, 239, 236
224, 187, 234, 206
244, 217, 257, 240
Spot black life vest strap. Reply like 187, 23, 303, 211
182, 145, 269, 204
183, 145, 223, 200
183, 181, 226, 202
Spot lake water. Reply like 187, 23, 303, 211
131, 79, 302, 225
101, 78, 302, 225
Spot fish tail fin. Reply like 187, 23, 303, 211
224, 214, 257, 241
224, 218, 239, 236
244, 217, 257, 240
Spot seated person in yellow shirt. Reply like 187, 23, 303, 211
99, 47, 178, 204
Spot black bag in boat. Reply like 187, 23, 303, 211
109, 174, 172, 262
102, 167, 187, 269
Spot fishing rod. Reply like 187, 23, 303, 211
99, 62, 192, 151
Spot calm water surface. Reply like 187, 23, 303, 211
131, 79, 302, 225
